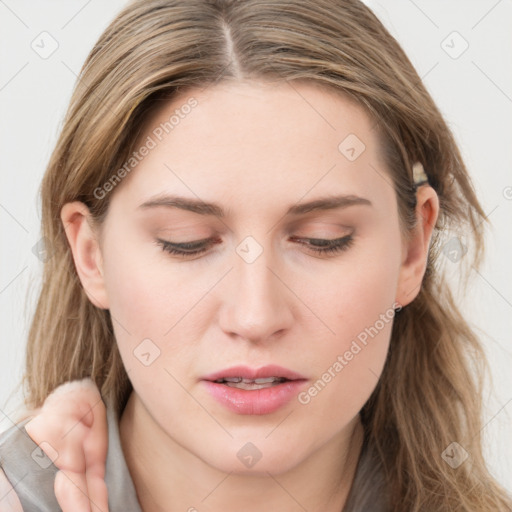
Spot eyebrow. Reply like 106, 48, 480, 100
138, 194, 372, 217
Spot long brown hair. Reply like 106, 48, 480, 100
20, 0, 511, 509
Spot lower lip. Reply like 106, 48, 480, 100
202, 380, 307, 415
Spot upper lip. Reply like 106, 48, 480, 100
202, 364, 307, 382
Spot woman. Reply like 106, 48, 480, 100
1, 0, 511, 510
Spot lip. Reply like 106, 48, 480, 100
201, 364, 307, 382
201, 365, 308, 415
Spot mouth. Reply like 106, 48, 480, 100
201, 365, 308, 415
202, 364, 306, 387
213, 376, 289, 390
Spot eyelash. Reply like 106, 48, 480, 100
156, 235, 354, 258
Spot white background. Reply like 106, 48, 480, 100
0, 0, 511, 491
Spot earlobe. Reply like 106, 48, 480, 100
395, 186, 439, 307
60, 201, 109, 309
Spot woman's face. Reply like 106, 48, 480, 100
75, 80, 429, 474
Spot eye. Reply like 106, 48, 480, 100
290, 235, 354, 255
156, 235, 354, 258
156, 237, 215, 257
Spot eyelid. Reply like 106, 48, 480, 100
156, 233, 355, 258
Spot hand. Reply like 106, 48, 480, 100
24, 378, 109, 512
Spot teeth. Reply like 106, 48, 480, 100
253, 377, 282, 384
225, 380, 282, 390
215, 376, 285, 383
214, 376, 287, 389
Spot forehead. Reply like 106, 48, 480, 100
112, 80, 392, 217
141, 79, 376, 149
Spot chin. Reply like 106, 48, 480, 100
197, 436, 312, 476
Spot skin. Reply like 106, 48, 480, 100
24, 379, 108, 512
57, 80, 439, 512
0, 379, 108, 512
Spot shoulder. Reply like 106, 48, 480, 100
0, 418, 60, 511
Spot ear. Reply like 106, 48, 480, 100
60, 201, 109, 309
395, 186, 439, 307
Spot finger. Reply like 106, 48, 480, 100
53, 414, 109, 512
54, 470, 91, 512
24, 379, 109, 511
85, 476, 109, 512
24, 378, 103, 475
84, 397, 109, 512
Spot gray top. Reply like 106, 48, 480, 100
0, 405, 387, 511
0, 403, 142, 512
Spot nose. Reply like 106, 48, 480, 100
218, 239, 295, 344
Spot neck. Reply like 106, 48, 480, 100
119, 391, 364, 512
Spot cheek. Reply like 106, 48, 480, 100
99, 231, 172, 365
103, 252, 161, 335
337, 235, 401, 366
296, 235, 400, 419
301, 228, 401, 342
100, 233, 205, 379
101, 247, 197, 414
101, 224, 193, 334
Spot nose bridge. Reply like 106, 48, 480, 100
219, 234, 292, 342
